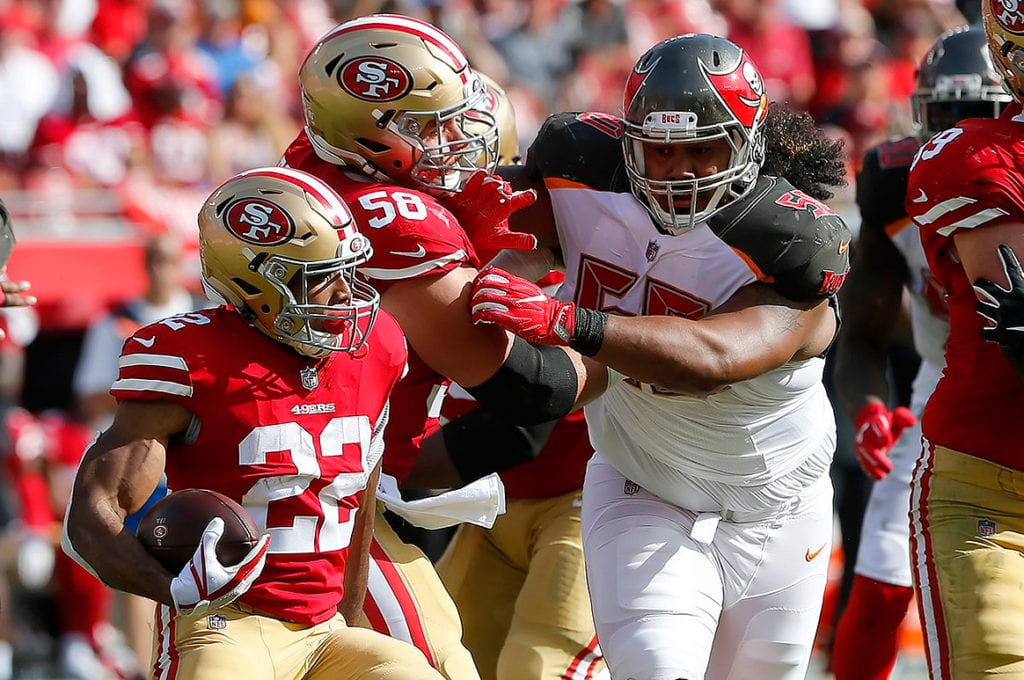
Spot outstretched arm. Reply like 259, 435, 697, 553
471, 268, 836, 398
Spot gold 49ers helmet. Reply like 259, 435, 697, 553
476, 72, 520, 165
299, 14, 499, 192
199, 166, 379, 357
983, 0, 1024, 101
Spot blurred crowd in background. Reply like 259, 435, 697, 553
0, 0, 980, 678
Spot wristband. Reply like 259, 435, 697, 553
569, 308, 608, 356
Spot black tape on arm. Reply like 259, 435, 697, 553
465, 336, 578, 425
443, 410, 558, 483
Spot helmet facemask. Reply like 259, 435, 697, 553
623, 111, 765, 236
258, 251, 379, 357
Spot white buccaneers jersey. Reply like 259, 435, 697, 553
529, 113, 851, 513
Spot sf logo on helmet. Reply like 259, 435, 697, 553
994, 0, 1024, 34
224, 199, 295, 246
339, 57, 413, 102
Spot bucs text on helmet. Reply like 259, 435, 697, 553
912, 24, 1011, 138
983, 0, 1024, 102
199, 166, 379, 358
622, 33, 769, 235
299, 14, 499, 193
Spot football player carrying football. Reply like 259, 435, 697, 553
901, 2, 1024, 676
62, 167, 444, 680
281, 15, 607, 679
454, 33, 851, 679
830, 25, 1010, 680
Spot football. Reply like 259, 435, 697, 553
135, 488, 260, 574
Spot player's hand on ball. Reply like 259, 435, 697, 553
169, 517, 270, 616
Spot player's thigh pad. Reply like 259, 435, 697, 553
707, 476, 833, 680
497, 491, 604, 680
582, 459, 721, 680
854, 466, 914, 587
911, 445, 1024, 679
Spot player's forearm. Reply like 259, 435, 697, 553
833, 336, 891, 421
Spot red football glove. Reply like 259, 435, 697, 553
471, 267, 576, 345
169, 517, 270, 617
853, 402, 917, 481
444, 170, 538, 253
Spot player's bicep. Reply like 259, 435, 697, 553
75, 399, 191, 518
381, 266, 513, 386
708, 283, 837, 366
953, 220, 1024, 290
497, 165, 558, 247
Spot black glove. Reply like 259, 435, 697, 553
974, 243, 1024, 380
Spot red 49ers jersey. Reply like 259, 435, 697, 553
905, 112, 1024, 469
282, 131, 480, 482
112, 306, 408, 625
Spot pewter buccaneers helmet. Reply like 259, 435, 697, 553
983, 0, 1024, 101
622, 33, 769, 235
912, 25, 1011, 137
199, 166, 379, 358
300, 14, 499, 192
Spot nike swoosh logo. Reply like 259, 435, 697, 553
135, 336, 156, 348
805, 544, 827, 562
838, 240, 850, 255
912, 188, 928, 203
390, 245, 427, 258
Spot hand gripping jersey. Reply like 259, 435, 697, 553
858, 136, 946, 413
112, 306, 408, 625
527, 112, 850, 512
282, 131, 478, 482
905, 111, 1024, 469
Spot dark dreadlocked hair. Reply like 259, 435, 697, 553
760, 103, 847, 201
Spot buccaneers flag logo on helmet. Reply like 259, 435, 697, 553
700, 54, 768, 129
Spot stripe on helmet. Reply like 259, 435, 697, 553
236, 167, 353, 227
324, 14, 469, 72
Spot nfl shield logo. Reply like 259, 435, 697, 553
300, 366, 319, 391
978, 518, 996, 537
623, 480, 640, 495
207, 614, 227, 630
645, 240, 660, 262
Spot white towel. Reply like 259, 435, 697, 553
376, 473, 507, 530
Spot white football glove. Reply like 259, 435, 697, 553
169, 517, 270, 617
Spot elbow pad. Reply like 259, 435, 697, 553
465, 337, 578, 425
443, 411, 558, 483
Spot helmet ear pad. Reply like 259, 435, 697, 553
298, 14, 500, 192
621, 33, 769, 234
198, 166, 379, 357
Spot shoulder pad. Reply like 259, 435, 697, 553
855, 137, 916, 234
524, 112, 631, 192
708, 176, 852, 300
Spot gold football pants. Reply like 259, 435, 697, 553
437, 490, 605, 680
